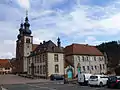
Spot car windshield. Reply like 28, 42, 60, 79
108, 76, 117, 81
90, 76, 98, 79
117, 78, 120, 80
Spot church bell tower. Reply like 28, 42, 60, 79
16, 11, 33, 73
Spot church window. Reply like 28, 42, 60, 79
26, 38, 30, 43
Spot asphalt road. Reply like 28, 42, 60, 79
2, 83, 118, 90
0, 74, 118, 90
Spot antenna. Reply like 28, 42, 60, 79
26, 10, 28, 17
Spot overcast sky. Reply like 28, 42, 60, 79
0, 0, 120, 59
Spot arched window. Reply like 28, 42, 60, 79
26, 38, 30, 43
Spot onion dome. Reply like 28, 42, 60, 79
19, 23, 23, 34
17, 34, 22, 39
23, 16, 32, 35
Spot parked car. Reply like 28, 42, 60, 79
78, 73, 92, 85
107, 76, 120, 89
88, 75, 108, 87
50, 74, 64, 81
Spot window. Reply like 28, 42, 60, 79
54, 54, 58, 62
26, 38, 30, 43
55, 64, 59, 73
27, 53, 29, 55
82, 56, 84, 61
35, 56, 37, 63
34, 66, 36, 73
37, 56, 39, 63
27, 45, 29, 48
100, 64, 102, 70
91, 66, 94, 70
78, 56, 80, 62
40, 55, 41, 63
5, 68, 10, 70
87, 66, 89, 70
43, 54, 45, 62
28, 58, 30, 64
103, 64, 105, 69
99, 57, 102, 61
86, 56, 89, 61
95, 65, 97, 70
90, 76, 98, 79
43, 65, 46, 74
83, 66, 85, 71
37, 66, 39, 74
100, 76, 108, 78
94, 57, 96, 61
40, 65, 42, 74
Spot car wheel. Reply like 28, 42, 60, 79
99, 82, 103, 87
117, 82, 120, 89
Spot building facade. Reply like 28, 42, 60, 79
27, 39, 64, 78
0, 59, 12, 74
64, 44, 107, 77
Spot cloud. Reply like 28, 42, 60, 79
1, 0, 120, 58
17, 0, 30, 9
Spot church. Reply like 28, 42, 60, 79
16, 14, 64, 78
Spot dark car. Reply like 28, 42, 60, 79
50, 74, 64, 81
107, 76, 120, 89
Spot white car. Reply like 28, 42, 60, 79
78, 73, 92, 85
88, 75, 108, 87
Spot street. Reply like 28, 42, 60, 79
0, 74, 117, 90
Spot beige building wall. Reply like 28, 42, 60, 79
0, 67, 12, 73
23, 36, 33, 72
47, 53, 64, 77
73, 55, 107, 75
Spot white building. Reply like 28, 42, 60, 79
0, 59, 12, 74
27, 38, 64, 79
64, 44, 107, 77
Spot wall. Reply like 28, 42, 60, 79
23, 36, 33, 73
73, 55, 107, 75
0, 67, 12, 74
47, 53, 64, 77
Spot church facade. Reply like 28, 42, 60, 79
16, 15, 64, 76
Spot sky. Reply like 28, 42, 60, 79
0, 0, 120, 59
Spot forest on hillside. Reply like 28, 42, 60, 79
96, 41, 120, 69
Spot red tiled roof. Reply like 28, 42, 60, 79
64, 44, 103, 56
32, 44, 39, 51
0, 59, 12, 68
